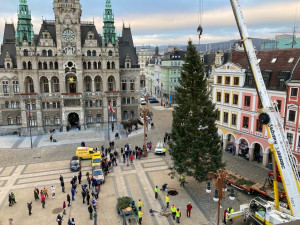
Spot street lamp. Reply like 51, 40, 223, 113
206, 170, 235, 225
197, 25, 203, 55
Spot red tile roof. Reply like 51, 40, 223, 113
231, 49, 300, 87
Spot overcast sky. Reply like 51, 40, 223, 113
0, 0, 300, 46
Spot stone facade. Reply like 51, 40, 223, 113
0, 0, 140, 136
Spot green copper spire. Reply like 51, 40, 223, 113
16, 0, 34, 46
103, 0, 116, 45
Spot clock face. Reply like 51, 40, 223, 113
62, 29, 75, 42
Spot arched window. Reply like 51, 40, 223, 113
83, 62, 87, 69
112, 62, 115, 69
23, 61, 27, 70
95, 77, 102, 92
41, 77, 49, 93
55, 62, 58, 70
123, 111, 128, 120
92, 50, 96, 56
127, 63, 130, 68
38, 62, 42, 70
108, 76, 115, 91
49, 62, 53, 70
28, 61, 32, 70
87, 50, 91, 56
107, 61, 111, 69
24, 49, 29, 56
42, 49, 47, 56
130, 79, 135, 91
121, 79, 127, 91
108, 50, 113, 56
25, 77, 34, 93
93, 62, 97, 69
6, 63, 10, 69
43, 62, 47, 70
48, 50, 53, 57
98, 62, 101, 69
88, 62, 91, 69
52, 77, 60, 92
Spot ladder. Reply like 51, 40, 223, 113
230, 0, 300, 217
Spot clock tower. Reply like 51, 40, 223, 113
53, 0, 82, 55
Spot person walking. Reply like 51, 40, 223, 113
138, 210, 143, 224
67, 194, 71, 207
180, 175, 185, 187
93, 209, 98, 225
34, 188, 39, 201
86, 190, 91, 205
27, 202, 32, 216
95, 185, 100, 199
71, 188, 76, 201
8, 194, 12, 206
92, 198, 97, 210
186, 202, 192, 217
59, 175, 64, 183
41, 193, 46, 208
62, 201, 66, 215
82, 189, 86, 204
61, 180, 65, 193
130, 154, 134, 163
71, 218, 75, 225
78, 171, 82, 184
43, 187, 48, 198
51, 186, 56, 198
87, 177, 91, 189
176, 208, 181, 223
138, 199, 143, 211
166, 195, 170, 208
88, 204, 93, 220
56, 214, 63, 225
10, 192, 16, 204
86, 171, 90, 180
171, 205, 176, 220
155, 186, 158, 199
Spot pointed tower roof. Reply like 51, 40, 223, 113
103, 0, 116, 45
16, 0, 34, 46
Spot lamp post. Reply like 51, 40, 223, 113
197, 25, 203, 56
206, 170, 235, 225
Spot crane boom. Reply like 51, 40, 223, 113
230, 0, 300, 217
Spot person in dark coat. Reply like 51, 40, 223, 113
78, 171, 82, 184
56, 214, 63, 225
27, 202, 32, 215
81, 189, 86, 204
8, 194, 12, 206
34, 188, 39, 201
88, 204, 93, 220
67, 194, 71, 207
86, 190, 90, 205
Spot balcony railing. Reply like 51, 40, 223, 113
61, 93, 82, 99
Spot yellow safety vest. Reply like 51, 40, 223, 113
230, 209, 234, 213
166, 196, 169, 203
176, 210, 181, 217
171, 207, 176, 212
138, 211, 143, 218
163, 148, 166, 152
138, 201, 142, 207
155, 187, 158, 193
181, 176, 185, 181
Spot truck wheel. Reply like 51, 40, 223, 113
247, 218, 257, 225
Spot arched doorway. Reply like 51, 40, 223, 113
68, 113, 79, 127
238, 138, 249, 160
253, 143, 263, 164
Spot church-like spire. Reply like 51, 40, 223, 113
103, 0, 116, 45
16, 0, 34, 46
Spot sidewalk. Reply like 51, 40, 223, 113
0, 126, 145, 150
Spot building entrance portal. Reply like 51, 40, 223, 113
68, 113, 79, 127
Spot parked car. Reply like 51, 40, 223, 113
141, 99, 146, 105
154, 142, 165, 154
149, 99, 159, 103
70, 156, 81, 171
93, 165, 105, 184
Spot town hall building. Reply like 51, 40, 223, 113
0, 0, 140, 135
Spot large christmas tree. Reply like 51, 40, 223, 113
169, 40, 224, 182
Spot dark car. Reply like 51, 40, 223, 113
70, 156, 81, 171
149, 99, 159, 103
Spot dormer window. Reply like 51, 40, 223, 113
271, 58, 277, 63
288, 57, 294, 63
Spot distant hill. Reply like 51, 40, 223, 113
136, 38, 267, 53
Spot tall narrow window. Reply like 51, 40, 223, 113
233, 94, 238, 105
232, 114, 237, 126
243, 117, 249, 128
256, 119, 263, 132
223, 112, 228, 123
3, 81, 9, 93
224, 93, 230, 104
130, 79, 135, 91
217, 92, 221, 102
244, 96, 251, 107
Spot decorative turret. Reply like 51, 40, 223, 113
16, 0, 34, 46
103, 0, 117, 45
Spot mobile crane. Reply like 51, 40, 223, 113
227, 0, 300, 224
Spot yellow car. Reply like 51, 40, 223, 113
92, 152, 102, 167
76, 147, 96, 160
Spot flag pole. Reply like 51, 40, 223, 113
27, 108, 33, 149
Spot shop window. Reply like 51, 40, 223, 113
234, 77, 239, 85
291, 88, 298, 97
244, 96, 251, 107
225, 77, 230, 84
288, 110, 296, 122
256, 119, 263, 132
217, 92, 221, 102
233, 94, 238, 105
223, 112, 228, 123
232, 114, 237, 126
243, 117, 249, 128
225, 93, 230, 103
